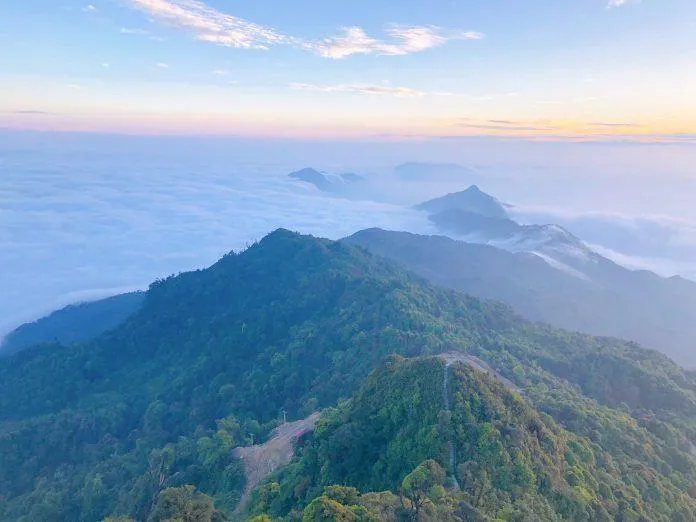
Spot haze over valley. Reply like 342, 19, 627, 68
2, 1, 696, 520
3, 133, 696, 358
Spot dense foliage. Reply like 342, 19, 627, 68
1, 229, 696, 521
0, 230, 510, 521
345, 228, 696, 366
248, 356, 696, 521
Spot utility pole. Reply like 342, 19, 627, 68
249, 433, 254, 445
281, 409, 287, 425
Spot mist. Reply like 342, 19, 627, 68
2, 130, 695, 337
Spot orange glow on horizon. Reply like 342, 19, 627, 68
1, 110, 695, 142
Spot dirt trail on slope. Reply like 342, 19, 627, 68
442, 360, 461, 491
439, 352, 522, 492
233, 412, 319, 515
439, 352, 523, 395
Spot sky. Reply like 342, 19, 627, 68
1, 0, 696, 139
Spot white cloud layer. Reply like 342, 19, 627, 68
3, 133, 695, 341
0, 136, 433, 339
126, 0, 481, 58
511, 206, 696, 281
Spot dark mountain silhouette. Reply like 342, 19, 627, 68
0, 292, 145, 355
416, 185, 509, 219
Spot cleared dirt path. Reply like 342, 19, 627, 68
442, 359, 461, 491
439, 351, 522, 394
233, 412, 320, 515
438, 351, 523, 492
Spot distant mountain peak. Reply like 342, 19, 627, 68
288, 167, 365, 193
265, 227, 298, 238
288, 168, 335, 192
416, 185, 509, 219
290, 167, 322, 176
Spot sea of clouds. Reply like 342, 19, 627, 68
2, 131, 695, 338
0, 135, 437, 338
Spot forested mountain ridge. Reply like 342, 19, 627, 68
248, 356, 696, 521
345, 228, 696, 366
1, 229, 696, 521
0, 229, 513, 521
0, 291, 145, 355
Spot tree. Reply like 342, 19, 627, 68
302, 496, 359, 522
358, 491, 400, 521
324, 486, 360, 506
147, 485, 223, 522
400, 460, 445, 518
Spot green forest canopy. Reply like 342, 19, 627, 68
1, 230, 696, 521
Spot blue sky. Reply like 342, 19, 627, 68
1, 0, 695, 138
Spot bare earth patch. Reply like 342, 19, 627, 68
233, 412, 320, 514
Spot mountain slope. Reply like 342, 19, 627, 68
0, 292, 145, 355
416, 186, 509, 219
416, 187, 607, 283
249, 356, 696, 521
429, 209, 520, 238
2, 230, 696, 521
426, 208, 596, 275
0, 230, 514, 521
345, 228, 696, 366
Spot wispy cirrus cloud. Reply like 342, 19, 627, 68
458, 122, 554, 132
5, 110, 54, 115
125, 0, 481, 58
607, 0, 639, 8
126, 0, 293, 49
311, 25, 484, 59
120, 27, 149, 35
289, 82, 453, 97
438, 118, 665, 139
590, 122, 643, 128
